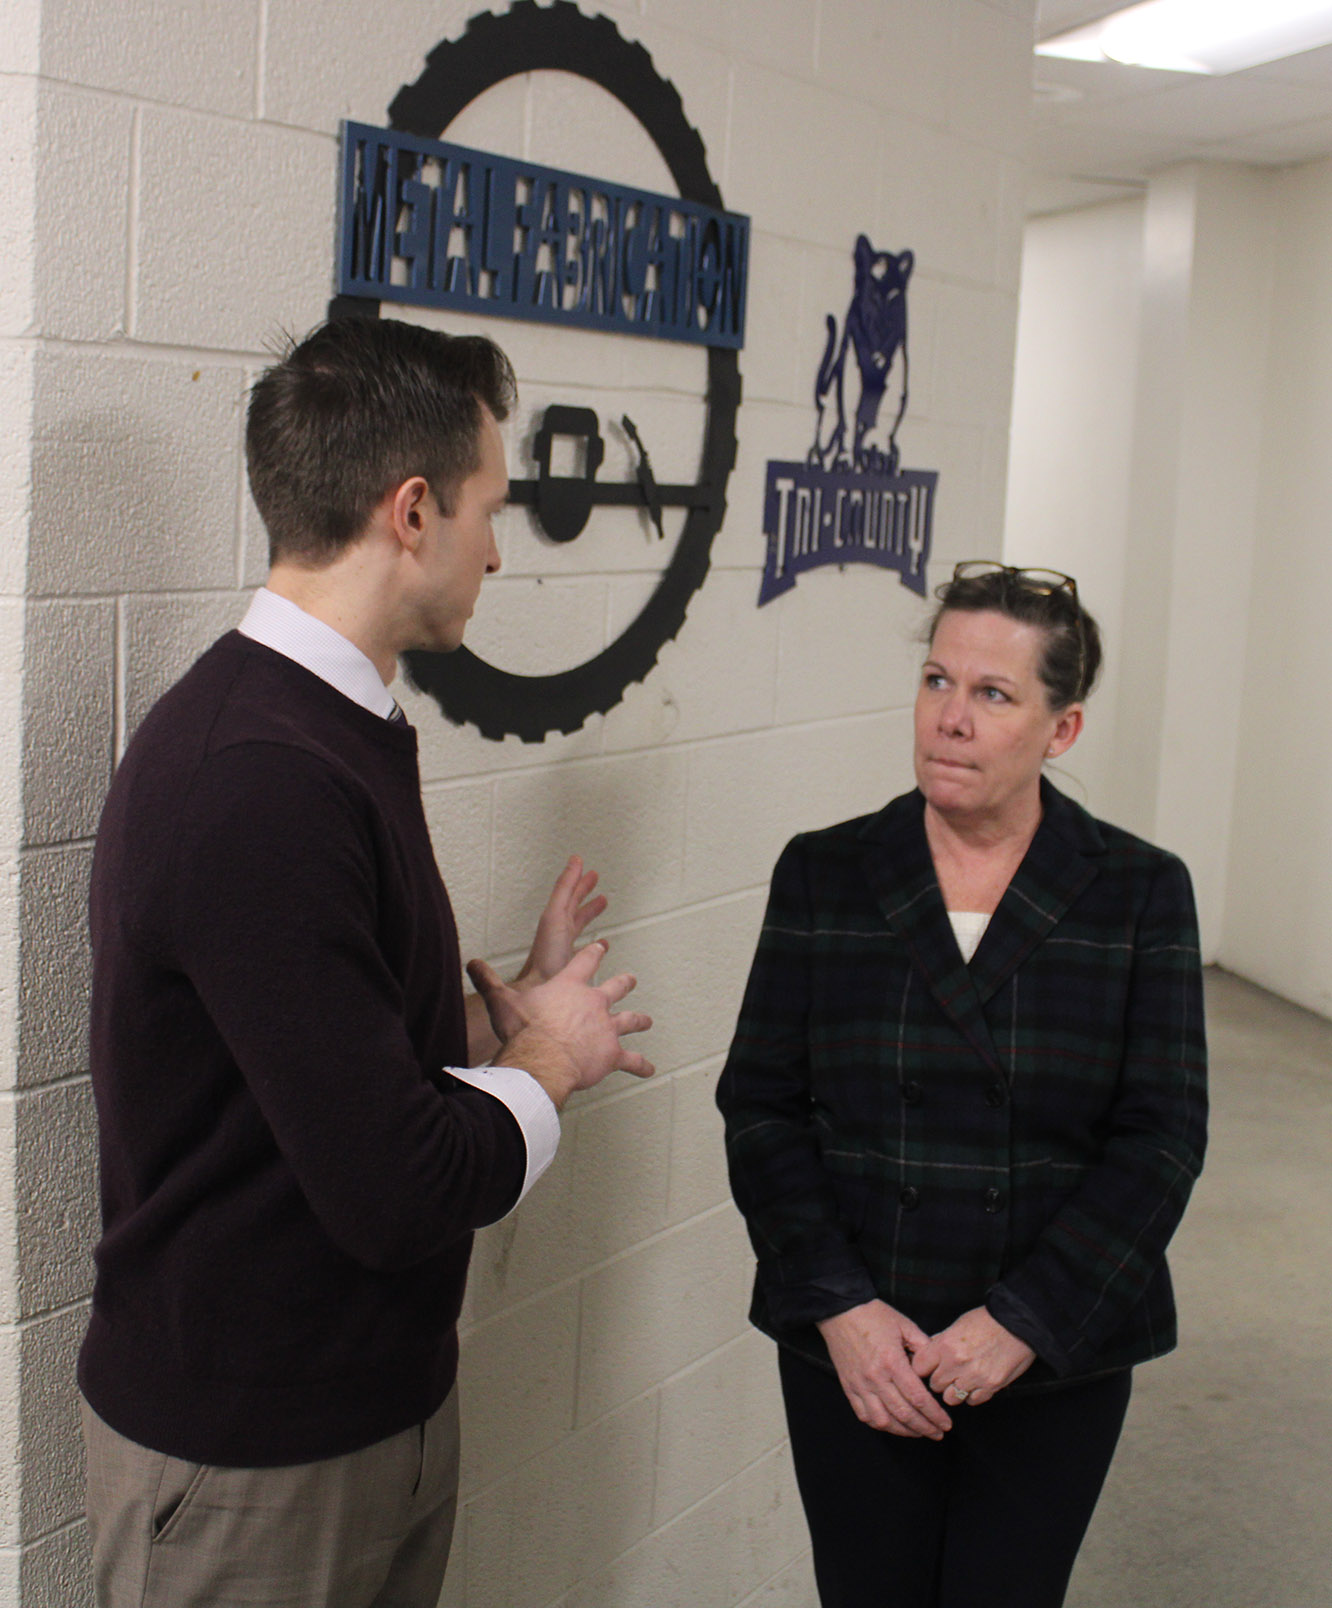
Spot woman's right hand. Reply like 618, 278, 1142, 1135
816, 1300, 953, 1439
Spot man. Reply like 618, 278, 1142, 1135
79, 316, 652, 1607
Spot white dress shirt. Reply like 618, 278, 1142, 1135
238, 588, 560, 1207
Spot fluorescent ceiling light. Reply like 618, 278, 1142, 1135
1037, 0, 1332, 75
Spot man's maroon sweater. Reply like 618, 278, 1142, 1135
79, 631, 525, 1466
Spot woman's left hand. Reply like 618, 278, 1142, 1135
910, 1307, 1036, 1408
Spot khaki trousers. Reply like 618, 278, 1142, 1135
81, 1387, 460, 1608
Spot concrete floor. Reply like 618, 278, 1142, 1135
1067, 967, 1332, 1608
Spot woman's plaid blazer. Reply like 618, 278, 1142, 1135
717, 780, 1208, 1390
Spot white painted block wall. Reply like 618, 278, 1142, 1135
0, 1, 1038, 1601
1004, 164, 1277, 966
1004, 196, 1145, 818
1223, 154, 1332, 1020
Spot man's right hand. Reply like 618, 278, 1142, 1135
816, 1299, 953, 1439
467, 940, 653, 1111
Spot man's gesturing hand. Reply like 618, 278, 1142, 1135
464, 855, 610, 1066
468, 939, 653, 1111
817, 1299, 953, 1439
516, 855, 608, 988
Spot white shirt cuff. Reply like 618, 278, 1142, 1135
446, 1064, 561, 1213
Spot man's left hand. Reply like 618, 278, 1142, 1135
516, 856, 608, 989
910, 1306, 1036, 1408
466, 856, 608, 1064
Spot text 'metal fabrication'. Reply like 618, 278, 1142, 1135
337, 121, 749, 349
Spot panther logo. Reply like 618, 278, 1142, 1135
810, 235, 913, 475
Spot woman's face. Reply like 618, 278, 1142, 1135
913, 608, 1082, 827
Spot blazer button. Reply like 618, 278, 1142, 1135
983, 1187, 1003, 1213
899, 1185, 921, 1210
901, 1081, 922, 1105
985, 1083, 1007, 1108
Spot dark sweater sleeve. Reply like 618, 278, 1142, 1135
169, 741, 525, 1269
986, 854, 1209, 1373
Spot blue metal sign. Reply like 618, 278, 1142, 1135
337, 121, 749, 349
759, 463, 935, 603
759, 234, 936, 604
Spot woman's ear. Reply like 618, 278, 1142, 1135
1046, 703, 1084, 759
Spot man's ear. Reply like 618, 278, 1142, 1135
388, 477, 433, 554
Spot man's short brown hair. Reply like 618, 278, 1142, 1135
246, 316, 516, 566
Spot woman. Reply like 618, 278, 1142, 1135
717, 562, 1207, 1608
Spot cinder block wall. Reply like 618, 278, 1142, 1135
0, 1, 1037, 1602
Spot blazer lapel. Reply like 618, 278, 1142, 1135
858, 783, 1106, 1074
968, 779, 1104, 1006
858, 793, 1004, 1077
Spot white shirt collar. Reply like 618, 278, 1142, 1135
237, 588, 396, 720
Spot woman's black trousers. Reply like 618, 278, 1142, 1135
778, 1347, 1132, 1608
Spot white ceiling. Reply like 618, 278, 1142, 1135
1030, 1, 1332, 212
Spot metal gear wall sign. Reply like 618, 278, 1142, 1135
338, 125, 748, 348
330, 1, 745, 742
758, 234, 936, 605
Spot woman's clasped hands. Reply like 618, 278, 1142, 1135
818, 1299, 1036, 1436
816, 1300, 952, 1439
911, 1305, 1037, 1412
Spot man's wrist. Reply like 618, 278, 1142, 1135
494, 1027, 580, 1111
